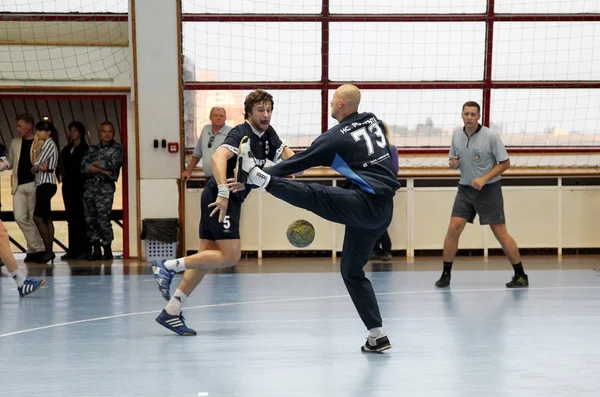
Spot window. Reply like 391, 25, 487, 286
330, 22, 486, 81
183, 0, 321, 14
182, 22, 321, 82
183, 1, 600, 148
328, 89, 483, 147
495, 0, 600, 13
330, 0, 486, 14
491, 89, 600, 146
184, 90, 322, 148
493, 22, 600, 81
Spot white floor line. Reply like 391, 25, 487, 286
1, 285, 599, 339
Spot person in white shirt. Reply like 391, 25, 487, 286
182, 107, 232, 181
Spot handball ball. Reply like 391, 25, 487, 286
286, 219, 315, 248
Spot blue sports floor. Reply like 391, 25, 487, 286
1, 256, 599, 397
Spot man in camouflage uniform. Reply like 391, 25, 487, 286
81, 121, 124, 260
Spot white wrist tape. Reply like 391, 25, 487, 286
217, 184, 230, 199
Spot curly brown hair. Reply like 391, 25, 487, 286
244, 89, 274, 119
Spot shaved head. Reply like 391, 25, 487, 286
335, 84, 361, 111
330, 84, 361, 122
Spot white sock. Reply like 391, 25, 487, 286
164, 257, 187, 273
165, 289, 187, 315
369, 327, 384, 338
249, 167, 271, 189
10, 270, 25, 288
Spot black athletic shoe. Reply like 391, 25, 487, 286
370, 250, 392, 261
435, 272, 451, 288
506, 274, 529, 288
361, 334, 392, 353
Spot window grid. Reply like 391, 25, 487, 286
181, 1, 600, 150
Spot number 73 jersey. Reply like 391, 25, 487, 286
265, 111, 401, 198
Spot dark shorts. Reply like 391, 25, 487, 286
34, 183, 57, 220
451, 180, 505, 225
199, 182, 242, 241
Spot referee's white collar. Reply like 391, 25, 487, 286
246, 121, 265, 138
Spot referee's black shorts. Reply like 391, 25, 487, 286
451, 180, 505, 225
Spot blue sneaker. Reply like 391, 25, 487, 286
155, 309, 197, 336
18, 277, 46, 298
151, 259, 175, 301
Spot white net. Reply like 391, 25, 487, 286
0, 0, 130, 88
182, 0, 600, 170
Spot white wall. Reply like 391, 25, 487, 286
132, 0, 182, 258
184, 177, 600, 257
125, 93, 138, 257
133, 0, 181, 182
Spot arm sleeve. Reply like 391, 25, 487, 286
491, 133, 509, 162
267, 131, 287, 163
390, 145, 399, 173
220, 127, 245, 155
265, 133, 336, 177
81, 147, 94, 173
449, 135, 458, 158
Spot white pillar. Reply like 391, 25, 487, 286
131, 0, 182, 258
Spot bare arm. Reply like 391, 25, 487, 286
471, 159, 510, 190
449, 156, 460, 169
182, 155, 201, 181
483, 159, 510, 181
211, 146, 234, 186
208, 145, 235, 223
281, 146, 295, 161
187, 155, 201, 170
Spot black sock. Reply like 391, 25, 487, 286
512, 262, 524, 276
442, 261, 453, 275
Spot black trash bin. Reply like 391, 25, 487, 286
141, 218, 179, 260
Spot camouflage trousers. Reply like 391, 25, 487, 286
83, 180, 116, 245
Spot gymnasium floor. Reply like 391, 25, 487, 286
1, 255, 599, 397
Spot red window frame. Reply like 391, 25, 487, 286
181, 0, 600, 153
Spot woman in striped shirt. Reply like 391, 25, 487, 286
31, 120, 59, 264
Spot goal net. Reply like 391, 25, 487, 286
1, 0, 130, 88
